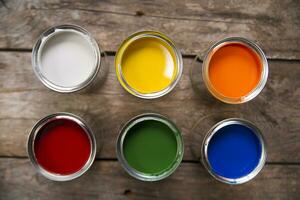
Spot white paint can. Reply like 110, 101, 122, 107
32, 24, 102, 92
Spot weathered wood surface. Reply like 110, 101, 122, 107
0, 0, 300, 59
0, 52, 299, 162
0, 158, 299, 200
0, 1, 300, 199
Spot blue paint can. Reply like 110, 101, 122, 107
202, 118, 266, 184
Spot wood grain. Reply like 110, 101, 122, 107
0, 1, 299, 199
0, 0, 300, 59
0, 158, 299, 200
0, 52, 299, 162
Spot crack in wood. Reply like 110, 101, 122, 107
0, 48, 32, 52
29, 7, 258, 25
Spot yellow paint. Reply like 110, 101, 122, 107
115, 34, 178, 94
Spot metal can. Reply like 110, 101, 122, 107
201, 118, 267, 184
32, 24, 104, 93
202, 37, 268, 104
116, 113, 184, 181
27, 112, 97, 181
115, 31, 183, 99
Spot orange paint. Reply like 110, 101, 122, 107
208, 44, 262, 98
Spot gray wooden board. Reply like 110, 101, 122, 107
0, 0, 300, 59
0, 0, 300, 198
0, 158, 299, 200
0, 52, 299, 162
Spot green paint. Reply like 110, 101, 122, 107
123, 119, 179, 174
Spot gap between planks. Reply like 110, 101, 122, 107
1, 49, 300, 62
0, 155, 299, 166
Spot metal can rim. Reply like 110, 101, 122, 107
202, 37, 269, 104
115, 31, 183, 99
27, 112, 97, 181
32, 24, 102, 93
201, 118, 267, 184
116, 113, 184, 181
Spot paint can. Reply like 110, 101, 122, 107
201, 118, 266, 184
32, 24, 104, 93
27, 112, 97, 181
202, 37, 268, 104
116, 113, 184, 181
115, 31, 183, 99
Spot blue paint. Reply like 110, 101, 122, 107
207, 124, 262, 179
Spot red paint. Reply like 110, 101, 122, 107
34, 118, 91, 175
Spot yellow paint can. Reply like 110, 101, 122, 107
115, 31, 183, 99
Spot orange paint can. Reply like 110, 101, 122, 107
202, 37, 268, 104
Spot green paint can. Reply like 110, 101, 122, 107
116, 113, 184, 181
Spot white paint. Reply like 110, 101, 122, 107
39, 31, 96, 88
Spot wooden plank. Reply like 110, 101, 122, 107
0, 52, 299, 162
0, 158, 299, 200
0, 0, 300, 59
